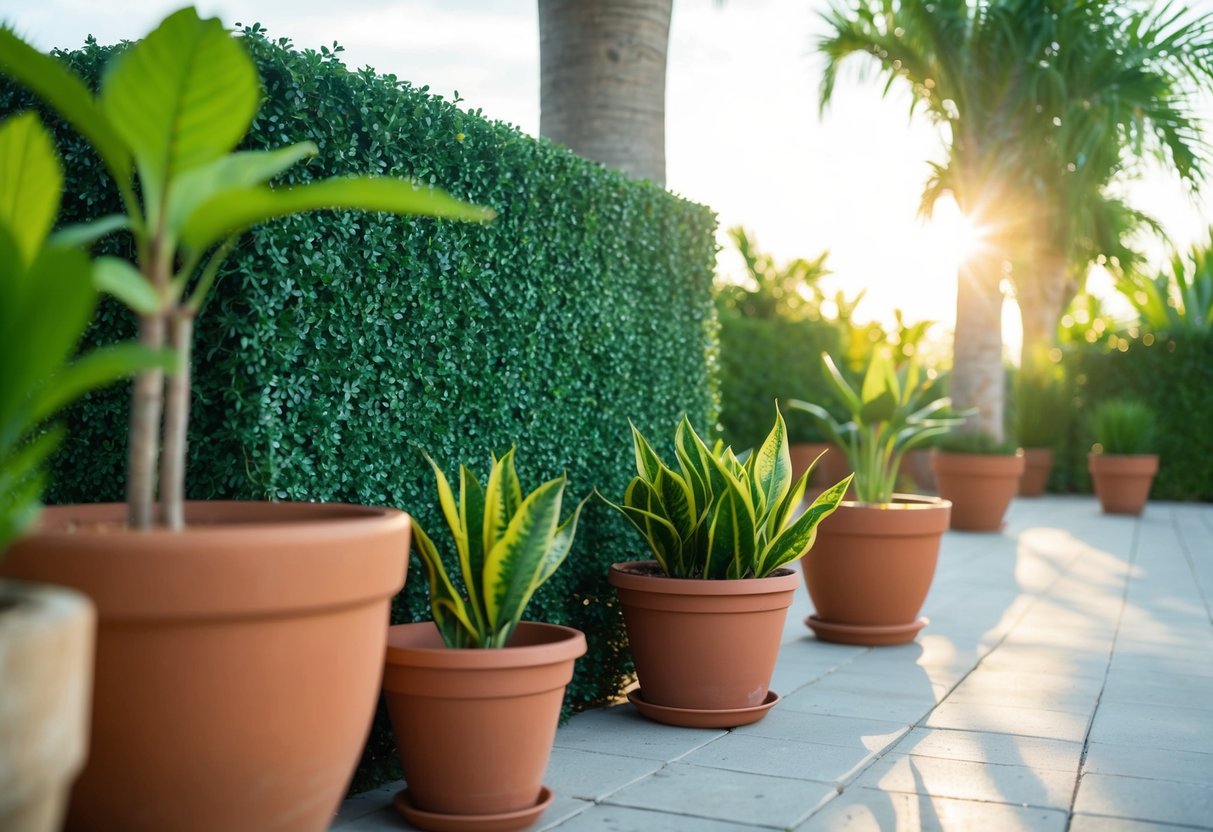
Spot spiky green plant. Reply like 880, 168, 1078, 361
601, 408, 852, 580
411, 450, 586, 649
790, 350, 965, 504
1090, 400, 1156, 456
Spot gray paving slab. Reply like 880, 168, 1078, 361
1068, 816, 1203, 832
550, 804, 769, 831
924, 701, 1092, 742
851, 752, 1076, 809
732, 708, 910, 752
1073, 772, 1213, 828
549, 703, 723, 760
778, 683, 938, 724
796, 788, 1070, 831
890, 727, 1083, 772
545, 748, 664, 801
1082, 742, 1213, 788
1087, 700, 1213, 754
603, 763, 837, 828
681, 732, 876, 783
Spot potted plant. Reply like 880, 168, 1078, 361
0, 111, 171, 832
601, 408, 852, 728
930, 432, 1025, 531
0, 10, 490, 832
1014, 372, 1065, 496
1088, 399, 1158, 515
383, 450, 586, 832
788, 349, 964, 645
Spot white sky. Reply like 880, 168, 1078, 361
5, 0, 1211, 345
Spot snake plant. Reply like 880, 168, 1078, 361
601, 408, 852, 579
412, 449, 586, 648
789, 350, 965, 504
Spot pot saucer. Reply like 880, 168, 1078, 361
626, 688, 779, 728
805, 614, 927, 646
393, 786, 553, 832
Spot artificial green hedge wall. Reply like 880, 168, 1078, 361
1056, 332, 1213, 501
717, 312, 842, 449
0, 29, 718, 789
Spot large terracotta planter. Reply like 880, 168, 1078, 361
0, 501, 409, 832
1019, 448, 1054, 497
1089, 453, 1159, 515
0, 580, 93, 832
790, 442, 852, 497
931, 450, 1025, 531
608, 561, 797, 727
803, 495, 950, 645
382, 621, 586, 831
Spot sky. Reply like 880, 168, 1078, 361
5, 0, 1212, 348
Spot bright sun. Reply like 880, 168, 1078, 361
929, 196, 990, 265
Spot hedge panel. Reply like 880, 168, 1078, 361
0, 28, 718, 790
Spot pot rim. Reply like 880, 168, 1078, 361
607, 560, 800, 595
837, 493, 952, 511
385, 621, 587, 669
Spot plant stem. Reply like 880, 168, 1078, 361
160, 310, 193, 530
126, 313, 165, 528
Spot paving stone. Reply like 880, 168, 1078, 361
682, 732, 876, 783
551, 704, 723, 760
796, 787, 1069, 831
976, 644, 1111, 679
1068, 816, 1199, 832
537, 796, 595, 830
1082, 742, 1213, 788
332, 781, 398, 827
944, 678, 1098, 715
891, 727, 1083, 772
734, 707, 909, 754
1094, 672, 1213, 712
778, 683, 937, 724
1087, 701, 1213, 754
851, 752, 1076, 809
548, 804, 770, 831
925, 701, 1091, 742
545, 748, 663, 800
1073, 772, 1213, 827
604, 763, 836, 829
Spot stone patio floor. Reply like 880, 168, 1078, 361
334, 495, 1213, 831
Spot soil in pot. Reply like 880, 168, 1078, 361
931, 451, 1025, 531
382, 621, 585, 831
608, 561, 798, 726
1018, 448, 1054, 497
0, 502, 409, 832
1089, 453, 1159, 515
803, 495, 950, 645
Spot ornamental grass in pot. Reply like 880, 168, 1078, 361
1088, 399, 1159, 516
930, 432, 1024, 532
789, 349, 963, 646
1014, 372, 1066, 496
384, 449, 587, 832
601, 409, 852, 727
0, 9, 489, 831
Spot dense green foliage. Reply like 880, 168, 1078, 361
1116, 229, 1213, 334
717, 312, 842, 448
0, 28, 717, 788
1088, 399, 1156, 456
1056, 333, 1213, 500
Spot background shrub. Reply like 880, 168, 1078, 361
0, 28, 718, 790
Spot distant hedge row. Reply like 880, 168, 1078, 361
0, 28, 718, 790
1056, 332, 1213, 501
717, 312, 842, 449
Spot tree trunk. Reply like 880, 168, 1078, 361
126, 315, 165, 528
539, 0, 672, 186
1015, 254, 1072, 384
160, 311, 193, 531
950, 255, 1006, 441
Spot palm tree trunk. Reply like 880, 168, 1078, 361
538, 0, 672, 186
1016, 255, 1071, 384
950, 254, 1006, 441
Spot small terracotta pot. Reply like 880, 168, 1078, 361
1088, 453, 1159, 515
0, 502, 408, 832
931, 450, 1025, 531
0, 580, 93, 832
608, 561, 797, 724
803, 495, 950, 645
1019, 448, 1054, 497
382, 621, 585, 827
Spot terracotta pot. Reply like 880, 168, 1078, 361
1089, 453, 1159, 515
789, 442, 832, 486
903, 448, 937, 493
0, 580, 93, 832
382, 621, 585, 828
1019, 448, 1054, 497
0, 502, 409, 832
608, 561, 797, 726
931, 450, 1025, 531
803, 495, 950, 645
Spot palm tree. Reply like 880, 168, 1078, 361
538, 0, 673, 186
819, 0, 1213, 437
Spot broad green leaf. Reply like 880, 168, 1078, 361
0, 426, 62, 494
101, 8, 260, 222
180, 177, 495, 252
537, 495, 586, 586
859, 389, 897, 423
758, 473, 852, 576
51, 215, 131, 249
165, 143, 317, 235
705, 488, 755, 580
752, 407, 792, 515
93, 256, 161, 314
412, 522, 479, 648
766, 463, 814, 543
822, 353, 862, 416
483, 475, 564, 631
0, 27, 132, 184
861, 350, 899, 411
458, 465, 489, 630
629, 421, 663, 483
0, 113, 61, 265
616, 499, 681, 574
28, 344, 176, 426
483, 447, 523, 558
654, 465, 694, 544
673, 416, 709, 522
